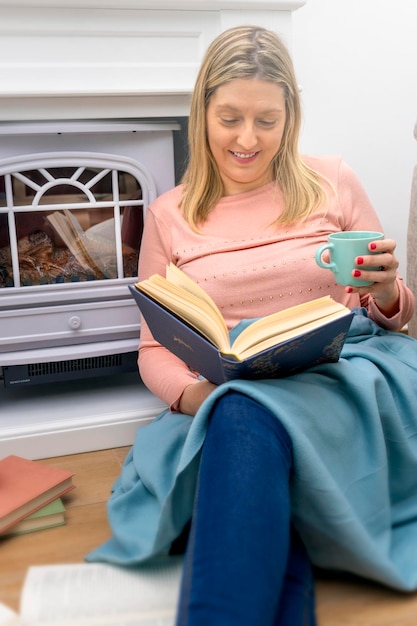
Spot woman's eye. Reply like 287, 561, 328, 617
219, 117, 277, 127
258, 120, 277, 127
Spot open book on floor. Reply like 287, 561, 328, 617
0, 557, 182, 626
129, 264, 354, 384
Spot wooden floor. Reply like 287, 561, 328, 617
2, 447, 417, 625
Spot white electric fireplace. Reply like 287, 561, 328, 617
0, 0, 306, 459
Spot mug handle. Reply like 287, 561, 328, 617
315, 243, 336, 270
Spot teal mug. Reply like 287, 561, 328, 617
315, 231, 384, 286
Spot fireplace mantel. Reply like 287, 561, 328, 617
0, 1, 306, 10
0, 0, 306, 121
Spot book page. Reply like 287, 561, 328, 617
165, 263, 221, 315
19, 557, 183, 626
234, 309, 350, 360
230, 296, 349, 357
0, 602, 19, 626
137, 276, 230, 351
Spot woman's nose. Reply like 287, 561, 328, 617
237, 123, 257, 149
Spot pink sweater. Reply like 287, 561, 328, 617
138, 155, 415, 408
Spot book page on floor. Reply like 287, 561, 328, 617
0, 602, 19, 626
6, 557, 183, 626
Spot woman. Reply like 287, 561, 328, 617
88, 26, 417, 625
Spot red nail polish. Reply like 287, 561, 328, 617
353, 270, 361, 277
357, 257, 364, 265
346, 287, 353, 293
370, 243, 377, 250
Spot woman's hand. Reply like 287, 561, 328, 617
346, 238, 400, 316
179, 380, 218, 416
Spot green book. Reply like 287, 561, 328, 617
1, 498, 66, 537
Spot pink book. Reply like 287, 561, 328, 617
0, 455, 74, 533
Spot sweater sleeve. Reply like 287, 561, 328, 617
360, 277, 415, 331
335, 159, 415, 329
137, 200, 202, 411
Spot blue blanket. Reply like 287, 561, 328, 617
87, 310, 417, 591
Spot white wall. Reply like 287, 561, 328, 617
292, 0, 417, 274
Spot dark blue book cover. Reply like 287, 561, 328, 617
129, 285, 354, 385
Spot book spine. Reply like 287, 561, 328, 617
129, 286, 228, 384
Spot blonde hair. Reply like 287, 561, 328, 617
180, 25, 327, 229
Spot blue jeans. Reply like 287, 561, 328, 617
175, 391, 317, 626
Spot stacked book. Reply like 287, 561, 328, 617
0, 455, 75, 537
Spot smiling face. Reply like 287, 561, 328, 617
206, 78, 287, 196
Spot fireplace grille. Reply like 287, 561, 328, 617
3, 351, 138, 387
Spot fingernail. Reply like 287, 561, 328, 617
356, 257, 364, 265
353, 270, 361, 277
370, 243, 377, 250
346, 287, 353, 293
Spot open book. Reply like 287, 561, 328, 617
129, 264, 354, 384
0, 557, 182, 626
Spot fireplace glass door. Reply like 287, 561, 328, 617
0, 152, 159, 357
0, 153, 152, 289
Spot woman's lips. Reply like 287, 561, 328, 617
230, 150, 259, 163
